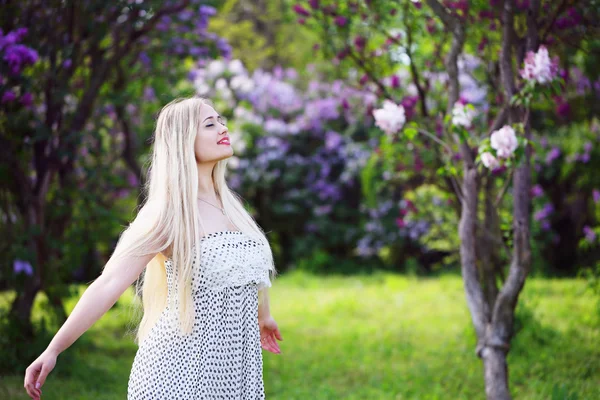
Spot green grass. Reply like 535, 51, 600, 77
1, 271, 599, 399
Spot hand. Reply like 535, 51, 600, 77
24, 348, 58, 399
259, 315, 283, 354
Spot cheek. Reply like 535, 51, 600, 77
194, 134, 213, 161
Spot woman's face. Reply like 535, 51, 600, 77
194, 104, 233, 163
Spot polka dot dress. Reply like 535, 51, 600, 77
127, 231, 273, 400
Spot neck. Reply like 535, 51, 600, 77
197, 161, 217, 199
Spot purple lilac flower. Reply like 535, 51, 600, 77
531, 184, 544, 197
311, 180, 341, 201
199, 5, 217, 16
138, 52, 151, 68
2, 90, 16, 103
216, 38, 232, 58
293, 5, 311, 17
314, 204, 332, 216
534, 202, 554, 221
545, 147, 561, 164
593, 189, 600, 204
305, 222, 319, 233
583, 226, 596, 243
325, 131, 343, 151
357, 237, 377, 257
3, 44, 39, 74
143, 86, 156, 102
334, 16, 348, 27
127, 172, 139, 187
14, 259, 33, 276
262, 119, 285, 134
20, 92, 33, 107
555, 97, 570, 118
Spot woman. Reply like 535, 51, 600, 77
23, 96, 283, 399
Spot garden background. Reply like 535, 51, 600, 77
1, 0, 599, 399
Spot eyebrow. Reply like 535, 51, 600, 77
203, 115, 221, 122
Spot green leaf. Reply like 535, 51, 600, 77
443, 114, 451, 125
404, 127, 417, 140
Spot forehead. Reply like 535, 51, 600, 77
198, 104, 218, 119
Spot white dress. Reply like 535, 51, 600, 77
127, 231, 273, 400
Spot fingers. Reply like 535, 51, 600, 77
266, 333, 281, 354
24, 365, 42, 399
274, 328, 283, 341
25, 379, 41, 399
261, 333, 279, 353
260, 335, 274, 353
37, 362, 51, 387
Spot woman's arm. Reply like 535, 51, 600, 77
257, 287, 271, 321
257, 287, 283, 354
25, 250, 157, 398
45, 250, 156, 356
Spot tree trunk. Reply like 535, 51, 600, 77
9, 280, 40, 337
482, 347, 511, 400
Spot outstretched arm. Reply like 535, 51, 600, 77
24, 248, 157, 399
45, 250, 157, 355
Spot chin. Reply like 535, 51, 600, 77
218, 151, 234, 161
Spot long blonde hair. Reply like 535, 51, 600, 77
109, 96, 277, 344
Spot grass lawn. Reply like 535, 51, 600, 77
1, 270, 598, 399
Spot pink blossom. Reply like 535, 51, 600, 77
593, 189, 600, 204
490, 125, 518, 158
481, 152, 500, 169
373, 100, 406, 136
520, 45, 559, 84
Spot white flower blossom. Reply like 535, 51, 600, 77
206, 60, 226, 80
451, 102, 476, 129
490, 125, 518, 158
373, 100, 406, 135
481, 152, 500, 169
228, 59, 245, 76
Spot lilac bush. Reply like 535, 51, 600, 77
189, 58, 431, 267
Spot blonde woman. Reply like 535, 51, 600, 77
24, 96, 283, 399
